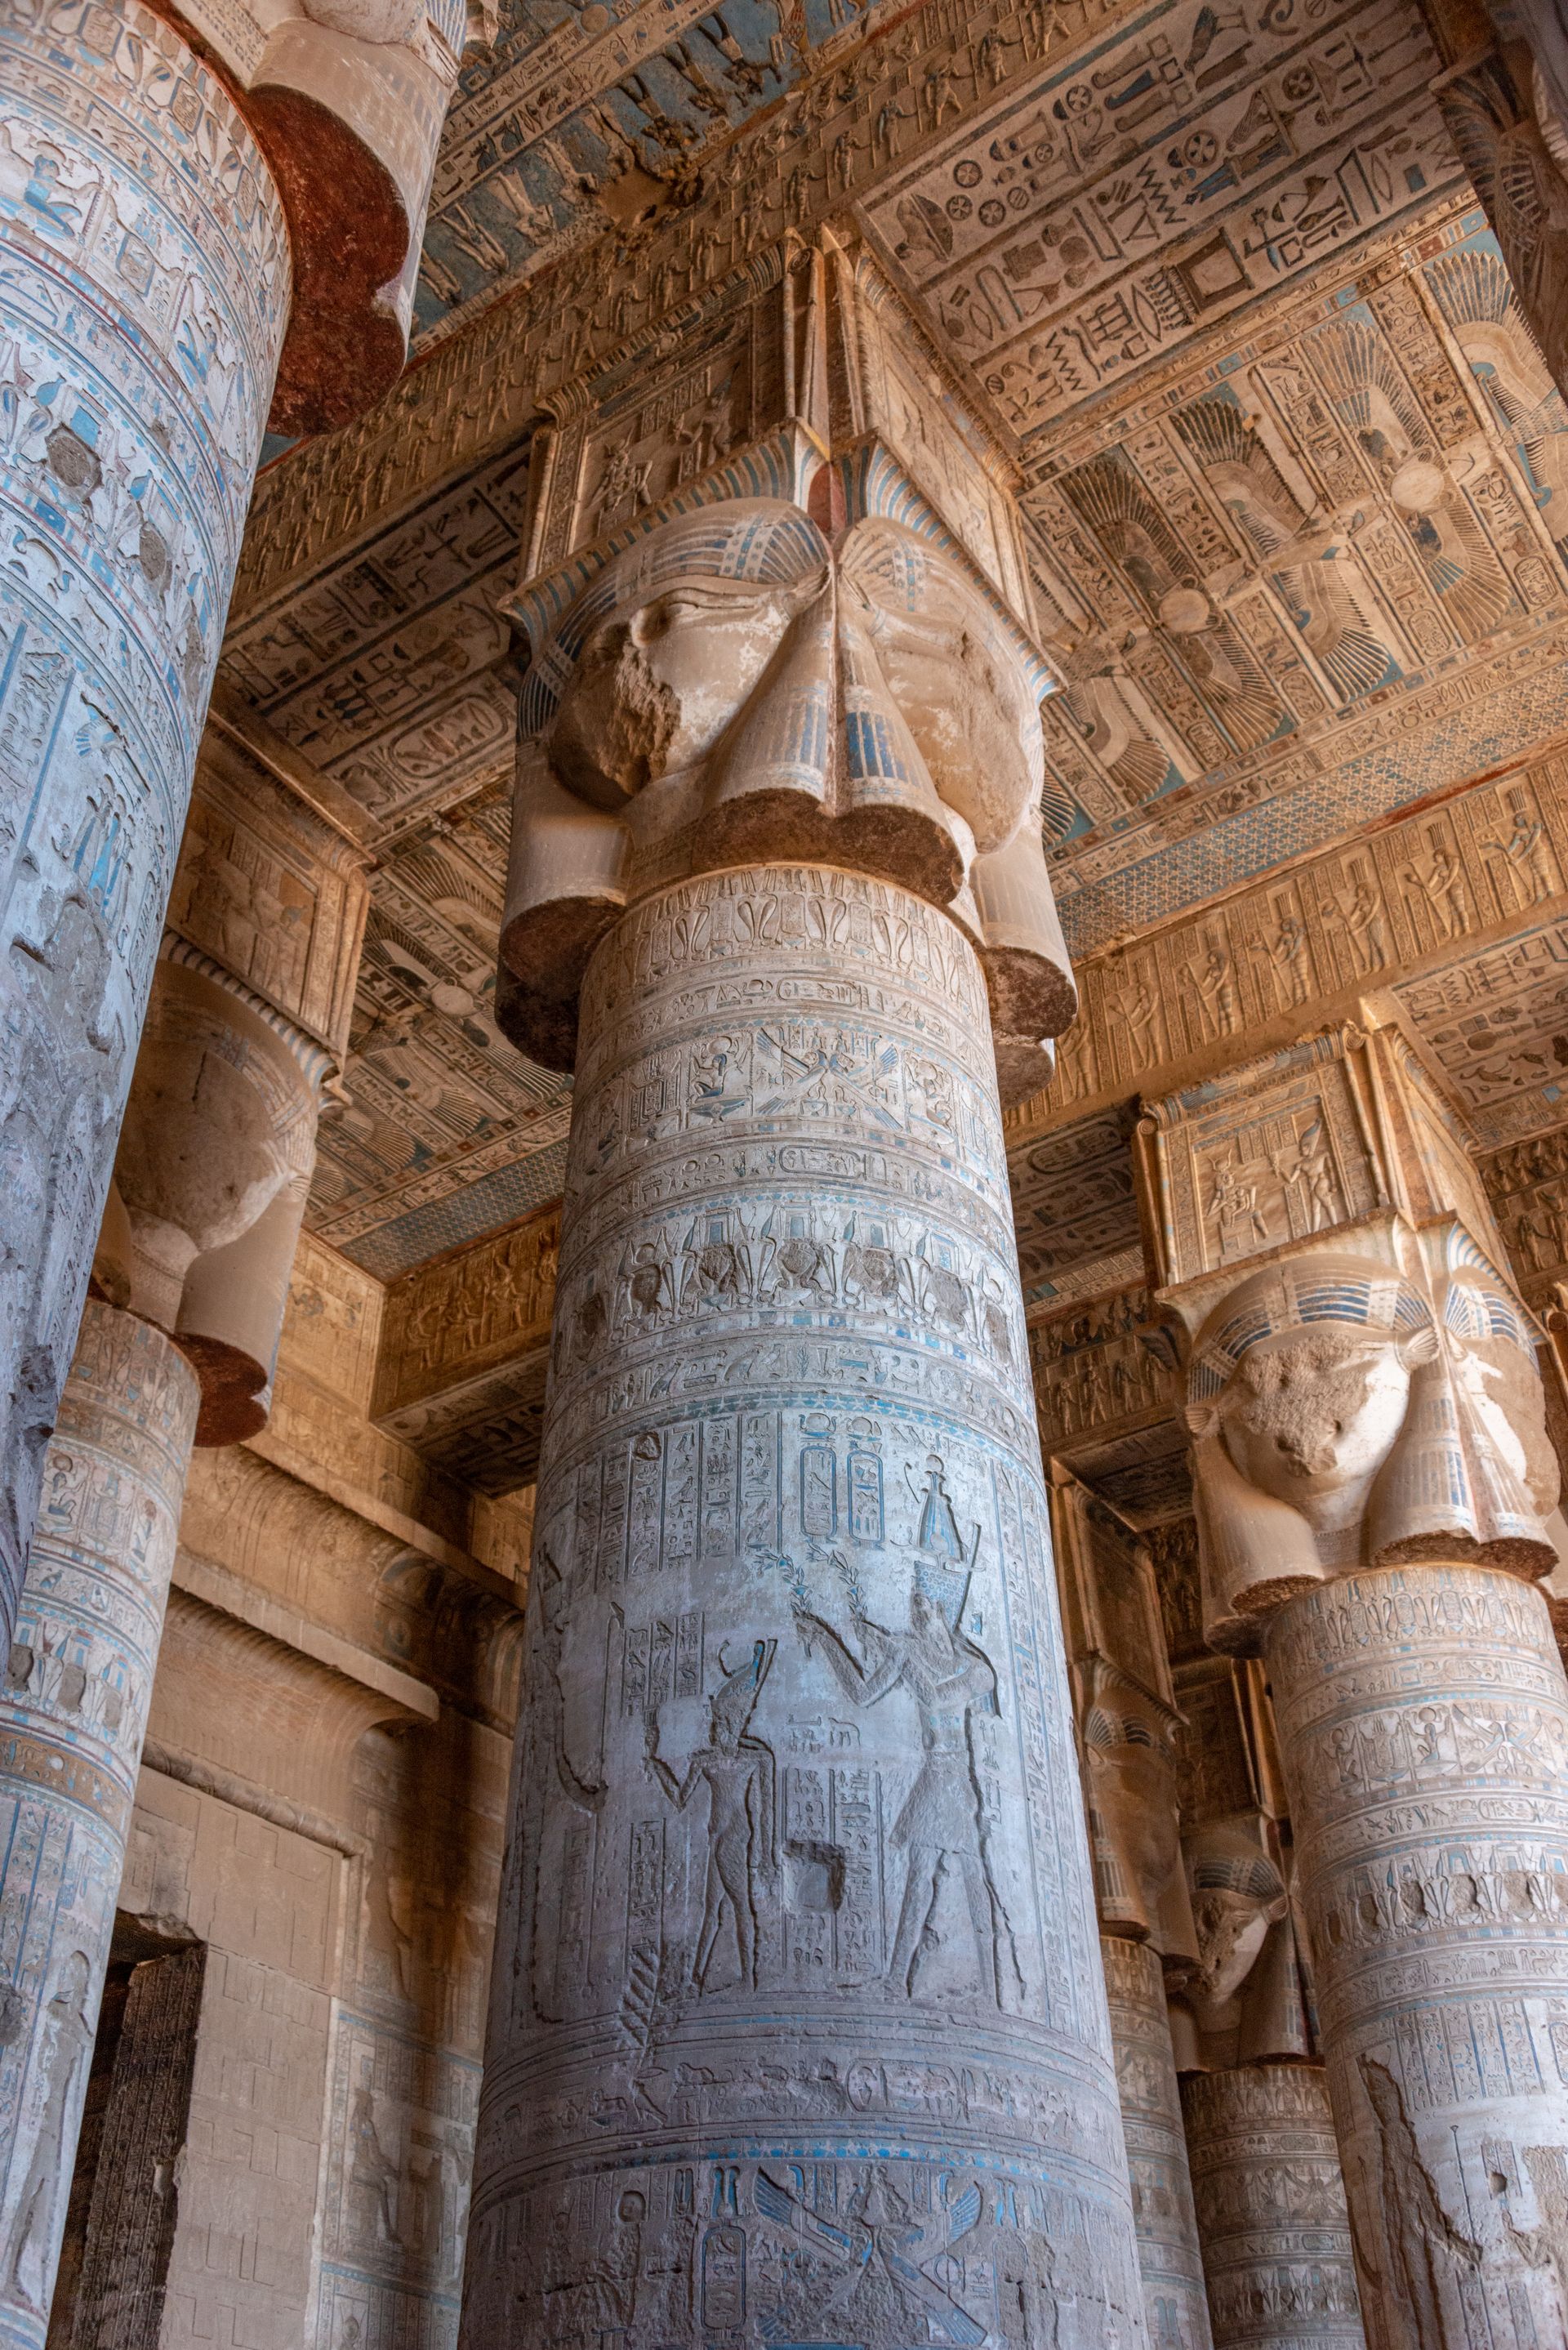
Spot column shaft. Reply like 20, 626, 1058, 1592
0, 1304, 198, 2350
1266, 1564, 1568, 2350
1102, 1934, 1214, 2349
464, 863, 1143, 2346
1182, 2066, 1364, 2350
0, 0, 290, 1641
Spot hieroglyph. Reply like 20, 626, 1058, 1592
0, 0, 288, 1645
0, 1306, 198, 2350
461, 865, 1146, 2350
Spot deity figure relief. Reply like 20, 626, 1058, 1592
1184, 1246, 1561, 1647
2, 1951, 94, 2311
795, 1574, 1023, 2007
1334, 863, 1389, 972
512, 1551, 607, 2022
1271, 1119, 1337, 1233
754, 2165, 990, 2348
1358, 2057, 1481, 2349
1190, 936, 1239, 1039
349, 2086, 403, 2248
1482, 785, 1558, 905
647, 1639, 777, 1993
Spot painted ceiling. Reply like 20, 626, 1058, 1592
225, 0, 1568, 1288
413, 0, 897, 350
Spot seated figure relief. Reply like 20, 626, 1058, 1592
500, 497, 1074, 1095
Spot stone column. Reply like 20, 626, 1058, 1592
0, 951, 326, 2348
464, 243, 1145, 2347
1170, 1630, 1364, 2350
0, 1301, 197, 2350
1267, 1567, 1568, 2350
467, 863, 1142, 2343
1138, 1019, 1568, 2350
1102, 1938, 1215, 2350
0, 0, 288, 1649
1182, 2067, 1364, 2350
0, 0, 458, 1652
1051, 1472, 1213, 2350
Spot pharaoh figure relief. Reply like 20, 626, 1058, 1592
462, 253, 1147, 2350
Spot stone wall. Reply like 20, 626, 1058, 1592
91, 1237, 527, 2350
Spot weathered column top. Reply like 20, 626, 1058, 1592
150, 0, 469, 427
1135, 1015, 1564, 1650
493, 230, 1076, 1104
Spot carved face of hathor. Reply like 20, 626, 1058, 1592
503, 498, 1076, 1087
1190, 1886, 1274, 2011
1186, 1252, 1560, 1636
541, 500, 1038, 861
1215, 1325, 1410, 1526
550, 573, 816, 811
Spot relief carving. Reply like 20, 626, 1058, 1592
461, 866, 1143, 2345
1140, 1006, 1568, 2349
1178, 1237, 1562, 1648
647, 1639, 777, 1995
0, 1307, 200, 2349
1182, 1823, 1310, 2072
1264, 1564, 1568, 2350
1143, 1086, 1566, 1650
1181, 2063, 1365, 2349
795, 1567, 1023, 2008
0, 0, 288, 1648
501, 346, 1073, 1101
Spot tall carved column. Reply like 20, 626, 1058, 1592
0, 738, 366, 2348
1052, 1473, 1213, 2350
0, 1301, 198, 2350
1164, 1569, 1364, 2350
1182, 2067, 1364, 2350
0, 0, 461, 1650
1139, 1019, 1568, 2350
462, 239, 1147, 2347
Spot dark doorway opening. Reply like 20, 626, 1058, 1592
46, 1917, 205, 2350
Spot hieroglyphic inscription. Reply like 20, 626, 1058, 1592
461, 865, 1145, 2348
0, 1309, 199, 2350
1100, 1935, 1212, 2350
0, 0, 288, 1643
1267, 1567, 1568, 2350
1181, 2064, 1364, 2348
1032, 756, 1568, 1124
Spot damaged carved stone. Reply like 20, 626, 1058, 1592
465, 863, 1146, 2348
495, 233, 1076, 1108
501, 501, 1073, 1101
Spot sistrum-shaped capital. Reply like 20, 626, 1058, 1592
1137, 1019, 1566, 1651
494, 235, 1076, 1103
101, 955, 325, 1443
